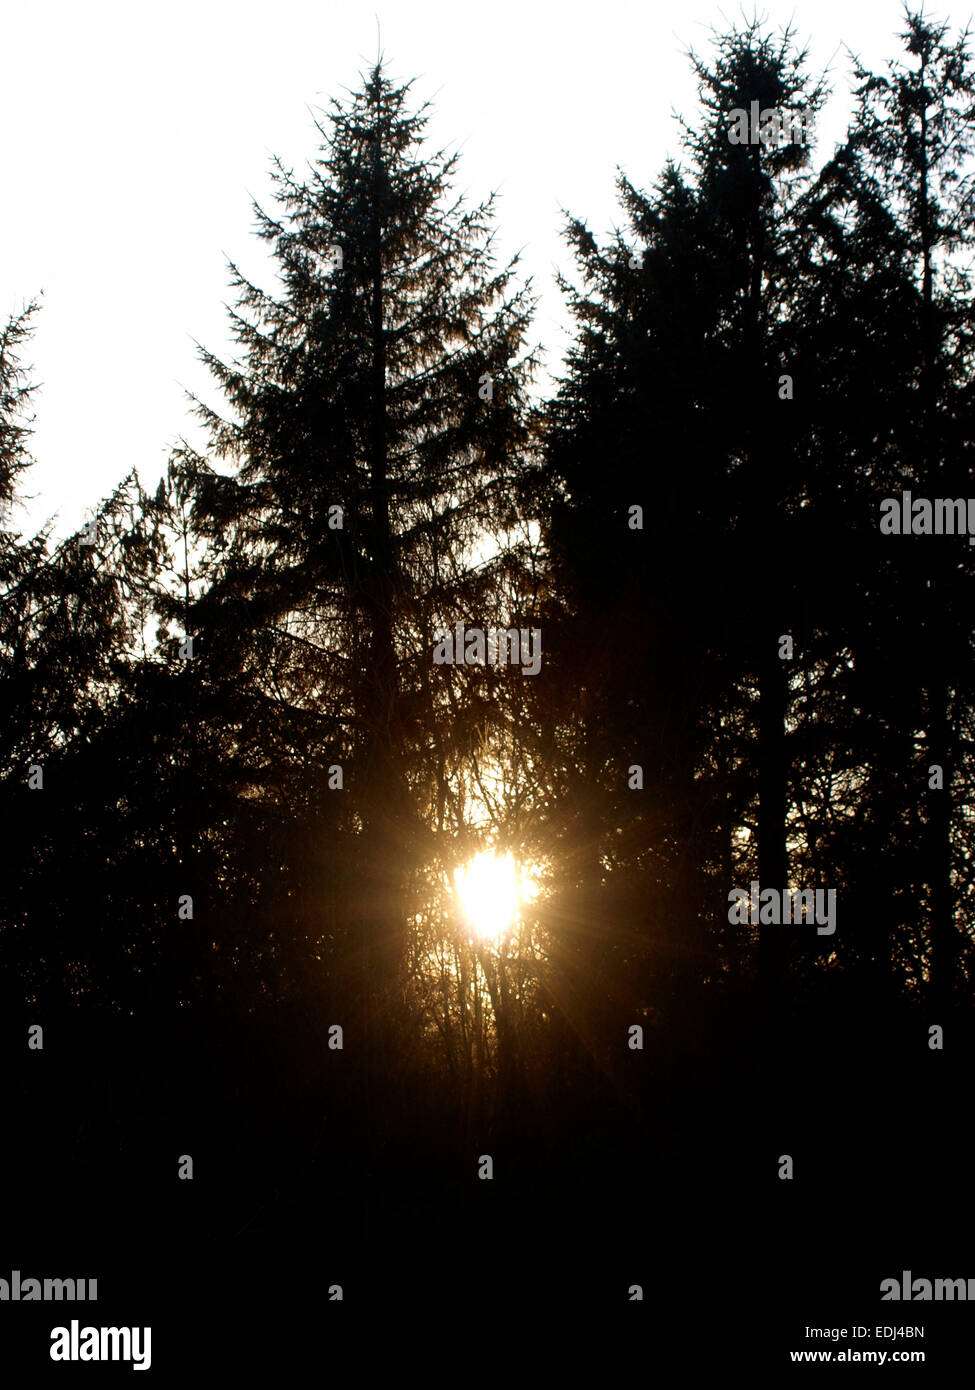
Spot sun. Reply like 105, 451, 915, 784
453, 851, 533, 942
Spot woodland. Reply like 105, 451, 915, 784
2, 10, 973, 1339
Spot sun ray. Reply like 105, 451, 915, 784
453, 851, 524, 941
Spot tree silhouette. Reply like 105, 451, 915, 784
178, 62, 538, 1065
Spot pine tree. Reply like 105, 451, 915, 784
183, 62, 538, 1034
836, 8, 975, 1009
0, 299, 171, 1018
538, 20, 830, 1037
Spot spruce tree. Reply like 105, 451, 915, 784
539, 20, 829, 1030
183, 63, 537, 1034
840, 8, 975, 1009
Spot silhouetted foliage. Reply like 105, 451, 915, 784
3, 16, 975, 1347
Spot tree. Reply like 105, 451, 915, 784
183, 62, 538, 1047
840, 7, 975, 1009
537, 20, 831, 1048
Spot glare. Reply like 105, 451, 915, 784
453, 851, 536, 942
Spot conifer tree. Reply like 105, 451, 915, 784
839, 8, 975, 1008
0, 301, 170, 1017
183, 63, 537, 1029
538, 20, 829, 1032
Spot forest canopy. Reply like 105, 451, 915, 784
2, 9, 973, 1159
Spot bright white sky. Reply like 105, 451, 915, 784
1, 0, 971, 538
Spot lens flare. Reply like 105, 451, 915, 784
453, 851, 520, 941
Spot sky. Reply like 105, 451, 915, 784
1, 0, 972, 538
